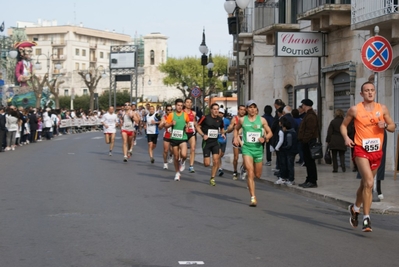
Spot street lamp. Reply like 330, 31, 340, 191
224, 0, 250, 107
206, 52, 214, 107
0, 36, 18, 84
199, 28, 209, 114
34, 52, 62, 74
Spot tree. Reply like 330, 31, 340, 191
46, 76, 64, 109
77, 68, 106, 111
159, 55, 229, 106
31, 74, 48, 108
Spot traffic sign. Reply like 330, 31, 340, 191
191, 86, 201, 98
361, 35, 393, 72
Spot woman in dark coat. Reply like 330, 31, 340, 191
326, 109, 347, 172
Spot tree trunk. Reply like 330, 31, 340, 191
35, 92, 41, 109
89, 90, 95, 111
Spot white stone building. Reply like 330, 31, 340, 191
232, 0, 399, 170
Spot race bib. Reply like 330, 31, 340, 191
188, 122, 195, 130
208, 129, 219, 138
247, 132, 261, 143
172, 129, 184, 139
362, 138, 380, 152
124, 121, 132, 128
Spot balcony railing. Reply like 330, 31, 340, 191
253, 1, 299, 31
351, 0, 399, 24
298, 0, 351, 14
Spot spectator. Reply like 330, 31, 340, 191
5, 109, 19, 151
262, 105, 274, 166
326, 109, 347, 173
298, 99, 319, 188
292, 108, 304, 165
29, 109, 38, 143
279, 117, 298, 185
0, 107, 6, 151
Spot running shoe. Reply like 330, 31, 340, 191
218, 168, 224, 177
163, 163, 168, 170
174, 173, 180, 181
241, 170, 247, 180
233, 172, 238, 180
362, 218, 372, 232
348, 204, 359, 228
151, 157, 155, 164
274, 177, 286, 185
189, 166, 195, 173
109, 151, 112, 156
168, 155, 173, 164
179, 160, 186, 172
239, 165, 245, 179
265, 161, 271, 166
284, 180, 295, 186
123, 156, 128, 163
249, 196, 257, 207
134, 140, 137, 146
209, 178, 216, 186
128, 150, 133, 158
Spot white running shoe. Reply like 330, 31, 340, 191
174, 172, 180, 181
179, 160, 186, 172
163, 163, 168, 170
168, 155, 173, 164
134, 140, 137, 146
274, 177, 286, 185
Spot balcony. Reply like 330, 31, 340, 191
351, 0, 399, 39
253, 1, 300, 45
90, 57, 97, 63
297, 0, 351, 31
51, 41, 66, 47
53, 55, 67, 61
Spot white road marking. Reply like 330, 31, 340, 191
91, 136, 103, 139
178, 261, 204, 265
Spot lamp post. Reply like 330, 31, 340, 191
199, 28, 208, 114
34, 52, 62, 75
222, 72, 228, 109
206, 52, 214, 108
224, 0, 250, 107
0, 36, 18, 84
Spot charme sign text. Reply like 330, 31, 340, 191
276, 32, 324, 57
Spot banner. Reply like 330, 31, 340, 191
276, 32, 324, 57
60, 118, 102, 128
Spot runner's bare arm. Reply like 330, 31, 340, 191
226, 116, 236, 133
233, 117, 243, 146
340, 106, 356, 147
382, 104, 396, 132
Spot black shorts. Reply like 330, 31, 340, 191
163, 137, 170, 142
187, 132, 196, 140
219, 142, 227, 153
147, 134, 159, 144
202, 140, 220, 158
170, 139, 187, 147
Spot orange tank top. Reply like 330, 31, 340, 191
354, 102, 384, 152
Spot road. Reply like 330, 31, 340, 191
1, 132, 399, 267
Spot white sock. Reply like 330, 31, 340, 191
363, 215, 370, 220
353, 204, 360, 213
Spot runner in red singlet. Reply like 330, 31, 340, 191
184, 98, 197, 173
159, 104, 174, 169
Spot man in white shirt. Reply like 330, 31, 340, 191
101, 106, 119, 156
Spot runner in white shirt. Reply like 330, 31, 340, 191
101, 106, 119, 156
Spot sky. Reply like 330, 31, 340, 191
1, 0, 235, 58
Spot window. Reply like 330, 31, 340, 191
64, 89, 69, 96
294, 84, 318, 109
75, 48, 80, 56
150, 50, 155, 65
82, 49, 86, 57
35, 48, 42, 56
82, 63, 86, 70
75, 63, 79, 70
100, 52, 104, 59
83, 89, 88, 95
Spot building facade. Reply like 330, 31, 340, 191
232, 0, 398, 170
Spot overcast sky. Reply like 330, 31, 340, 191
1, 0, 235, 58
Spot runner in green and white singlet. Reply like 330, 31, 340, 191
234, 100, 273, 207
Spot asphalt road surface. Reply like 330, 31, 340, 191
1, 132, 399, 267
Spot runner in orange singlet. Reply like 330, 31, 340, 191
184, 98, 197, 173
341, 81, 395, 232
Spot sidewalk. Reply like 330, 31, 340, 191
193, 143, 399, 214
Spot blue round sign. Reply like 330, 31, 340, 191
191, 86, 201, 98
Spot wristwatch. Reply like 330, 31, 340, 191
384, 123, 388, 129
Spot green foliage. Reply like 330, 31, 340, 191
159, 55, 229, 99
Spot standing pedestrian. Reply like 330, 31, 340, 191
326, 109, 347, 173
0, 107, 6, 151
262, 105, 274, 166
297, 99, 319, 188
341, 81, 394, 232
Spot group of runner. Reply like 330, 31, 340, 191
99, 83, 394, 227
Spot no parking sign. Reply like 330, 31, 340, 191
361, 35, 393, 72
191, 86, 201, 98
